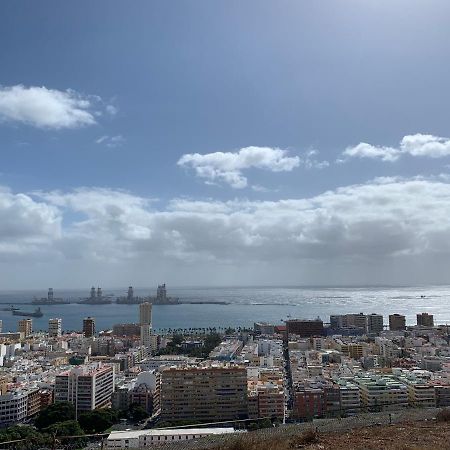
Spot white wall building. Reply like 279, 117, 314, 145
48, 318, 62, 337
106, 428, 237, 449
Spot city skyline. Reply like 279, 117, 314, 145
2, 1, 450, 288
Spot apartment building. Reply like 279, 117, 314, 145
389, 314, 406, 331
18, 319, 32, 337
83, 317, 95, 338
292, 387, 325, 419
338, 381, 360, 414
55, 363, 115, 414
129, 371, 161, 414
112, 323, 141, 337
247, 375, 285, 420
160, 365, 248, 422
48, 318, 62, 338
0, 392, 28, 426
354, 375, 408, 411
417, 313, 434, 327
286, 319, 324, 338
366, 314, 384, 335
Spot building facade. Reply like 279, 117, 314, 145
18, 319, 32, 337
366, 314, 384, 335
389, 314, 406, 331
160, 365, 248, 422
417, 313, 434, 327
83, 317, 95, 338
54, 363, 115, 414
286, 319, 324, 337
48, 318, 62, 337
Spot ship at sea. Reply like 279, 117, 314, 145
117, 284, 180, 305
1, 305, 20, 312
148, 284, 180, 305
13, 307, 43, 318
77, 287, 113, 305
116, 286, 145, 304
32, 288, 70, 305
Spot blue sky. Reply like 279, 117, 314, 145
1, 1, 450, 288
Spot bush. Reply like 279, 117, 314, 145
437, 408, 450, 422
290, 428, 319, 445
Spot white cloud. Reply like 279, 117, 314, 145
301, 149, 330, 169
0, 187, 61, 257
178, 146, 301, 188
5, 176, 450, 285
0, 85, 108, 129
95, 135, 125, 148
343, 133, 450, 162
29, 177, 450, 265
105, 104, 118, 116
343, 142, 401, 162
400, 134, 450, 157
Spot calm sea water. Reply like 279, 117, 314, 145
0, 286, 447, 333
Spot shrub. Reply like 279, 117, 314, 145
437, 408, 450, 422
289, 428, 318, 446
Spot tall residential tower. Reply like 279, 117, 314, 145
139, 302, 152, 349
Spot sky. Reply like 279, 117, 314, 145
1, 0, 450, 288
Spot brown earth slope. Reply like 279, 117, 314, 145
211, 422, 450, 450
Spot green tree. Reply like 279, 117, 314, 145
171, 333, 183, 346
45, 419, 85, 437
258, 418, 273, 429
44, 420, 87, 447
35, 401, 76, 429
0, 425, 48, 450
78, 408, 119, 433
128, 403, 148, 422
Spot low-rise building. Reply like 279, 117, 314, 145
354, 375, 408, 411
106, 428, 237, 449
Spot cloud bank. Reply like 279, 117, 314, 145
0, 85, 112, 129
1, 176, 450, 286
343, 134, 450, 162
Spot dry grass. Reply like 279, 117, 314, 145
208, 422, 450, 450
210, 428, 318, 450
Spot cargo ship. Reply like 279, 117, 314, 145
32, 288, 70, 305
12, 307, 43, 318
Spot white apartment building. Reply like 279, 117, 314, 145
354, 375, 408, 411
0, 391, 28, 426
54, 363, 115, 414
139, 302, 152, 349
338, 381, 360, 414
48, 318, 62, 337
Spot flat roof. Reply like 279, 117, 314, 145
107, 428, 236, 440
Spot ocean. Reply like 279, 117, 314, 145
0, 285, 446, 333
